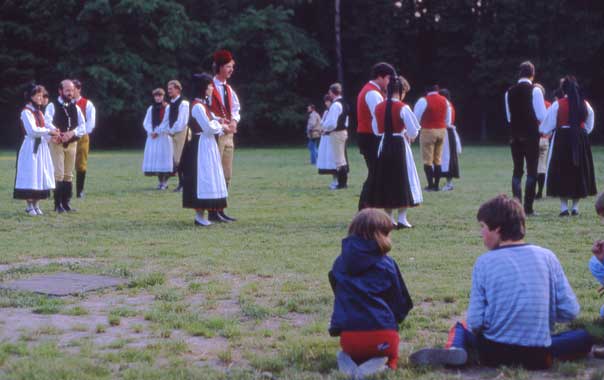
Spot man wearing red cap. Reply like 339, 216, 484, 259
209, 49, 240, 222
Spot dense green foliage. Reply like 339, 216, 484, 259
1, 0, 603, 147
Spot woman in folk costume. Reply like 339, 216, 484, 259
368, 76, 422, 228
142, 88, 173, 190
182, 73, 229, 226
14, 84, 60, 215
539, 76, 596, 216
535, 83, 552, 199
316, 94, 338, 188
438, 89, 462, 191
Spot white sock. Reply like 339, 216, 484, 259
398, 208, 412, 227
560, 198, 569, 212
572, 199, 579, 212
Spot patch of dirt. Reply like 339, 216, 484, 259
0, 258, 97, 273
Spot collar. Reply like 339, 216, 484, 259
170, 95, 181, 103
369, 80, 381, 90
26, 104, 36, 111
332, 96, 342, 102
213, 77, 227, 86
518, 78, 533, 84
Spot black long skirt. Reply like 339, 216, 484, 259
182, 135, 228, 210
546, 128, 597, 199
443, 128, 460, 178
367, 136, 416, 209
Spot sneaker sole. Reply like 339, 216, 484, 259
409, 348, 467, 366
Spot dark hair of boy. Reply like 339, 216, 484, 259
477, 194, 526, 241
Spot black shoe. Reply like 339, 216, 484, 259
559, 210, 570, 217
76, 171, 86, 199
76, 192, 85, 199
54, 182, 65, 213
424, 186, 435, 192
571, 209, 579, 216
208, 211, 229, 223
535, 193, 542, 200
219, 211, 237, 222
397, 223, 413, 229
173, 185, 183, 193
55, 204, 66, 213
62, 182, 76, 212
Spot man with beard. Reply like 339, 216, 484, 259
45, 79, 86, 212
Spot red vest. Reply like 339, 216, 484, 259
189, 100, 214, 134
210, 83, 233, 121
420, 93, 448, 129
374, 101, 407, 134
76, 97, 88, 121
556, 98, 585, 129
356, 82, 384, 134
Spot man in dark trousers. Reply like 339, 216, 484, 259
504, 61, 547, 215
356, 62, 395, 209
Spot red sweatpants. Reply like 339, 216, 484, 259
340, 330, 400, 369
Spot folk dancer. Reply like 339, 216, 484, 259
14, 84, 59, 215
208, 49, 240, 222
44, 79, 86, 213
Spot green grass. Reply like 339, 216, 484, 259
1, 146, 604, 379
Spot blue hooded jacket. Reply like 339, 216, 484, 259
328, 235, 413, 336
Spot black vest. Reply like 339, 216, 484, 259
508, 82, 539, 139
334, 98, 349, 131
52, 99, 79, 132
169, 97, 185, 127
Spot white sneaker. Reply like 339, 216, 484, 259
356, 357, 389, 378
35, 207, 43, 215
194, 216, 212, 226
25, 207, 37, 216
442, 183, 454, 191
329, 183, 338, 190
336, 351, 358, 376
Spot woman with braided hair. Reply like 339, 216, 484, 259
539, 76, 596, 216
368, 75, 422, 228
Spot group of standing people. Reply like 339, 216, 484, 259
13, 79, 96, 215
505, 61, 596, 216
141, 50, 241, 226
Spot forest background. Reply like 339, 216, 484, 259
1, 0, 603, 148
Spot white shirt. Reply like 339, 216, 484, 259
211, 77, 241, 123
163, 96, 190, 134
539, 98, 595, 135
44, 97, 86, 137
365, 81, 384, 128
22, 104, 53, 138
75, 97, 97, 135
504, 78, 547, 123
143, 105, 169, 134
191, 100, 224, 136
322, 97, 345, 132
413, 92, 452, 126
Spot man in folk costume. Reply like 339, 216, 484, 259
322, 83, 350, 189
165, 80, 190, 192
504, 61, 547, 215
44, 79, 86, 212
357, 62, 396, 209
209, 49, 240, 222
414, 84, 451, 191
72, 79, 96, 198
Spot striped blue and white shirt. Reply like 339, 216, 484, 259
467, 244, 580, 347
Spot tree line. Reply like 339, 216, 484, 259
1, 0, 603, 148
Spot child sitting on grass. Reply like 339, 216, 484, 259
409, 194, 592, 369
328, 208, 413, 375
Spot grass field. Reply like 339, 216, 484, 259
1, 145, 604, 380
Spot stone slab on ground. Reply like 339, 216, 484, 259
0, 272, 128, 296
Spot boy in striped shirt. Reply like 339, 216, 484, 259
410, 194, 592, 369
